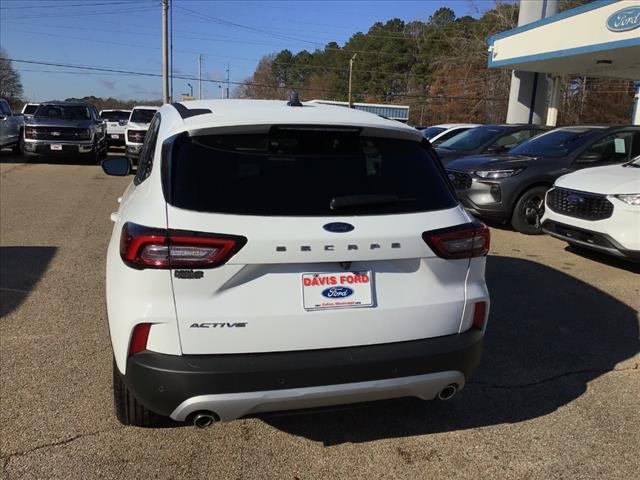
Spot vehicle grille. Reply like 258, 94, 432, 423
31, 126, 89, 141
546, 188, 614, 221
446, 170, 472, 190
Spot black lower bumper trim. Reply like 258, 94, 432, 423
124, 330, 484, 416
542, 220, 640, 261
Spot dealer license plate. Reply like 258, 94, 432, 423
50, 144, 62, 151
302, 271, 374, 311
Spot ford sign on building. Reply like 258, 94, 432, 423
607, 6, 640, 32
488, 0, 640, 126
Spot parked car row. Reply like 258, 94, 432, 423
419, 122, 639, 261
0, 98, 159, 166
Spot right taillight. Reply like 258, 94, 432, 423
422, 221, 490, 259
120, 222, 247, 269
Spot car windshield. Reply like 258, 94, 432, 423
130, 109, 156, 123
509, 129, 594, 157
23, 105, 38, 115
438, 127, 503, 151
35, 105, 90, 120
101, 110, 130, 121
421, 126, 446, 139
167, 129, 457, 216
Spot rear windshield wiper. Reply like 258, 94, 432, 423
329, 194, 415, 210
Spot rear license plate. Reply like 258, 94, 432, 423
302, 271, 374, 311
111, 134, 119, 139
50, 144, 62, 151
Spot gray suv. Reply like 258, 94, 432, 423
23, 101, 107, 162
446, 126, 640, 234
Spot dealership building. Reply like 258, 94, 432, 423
488, 0, 640, 125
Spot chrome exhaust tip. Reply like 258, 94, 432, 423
437, 384, 458, 401
193, 412, 217, 429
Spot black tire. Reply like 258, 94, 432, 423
12, 131, 23, 155
112, 358, 165, 427
511, 186, 548, 235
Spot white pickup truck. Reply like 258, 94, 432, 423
100, 109, 130, 148
0, 98, 23, 154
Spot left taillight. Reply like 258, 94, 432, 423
119, 222, 247, 269
422, 220, 490, 259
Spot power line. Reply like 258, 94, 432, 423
5, 58, 508, 101
0, 0, 148, 9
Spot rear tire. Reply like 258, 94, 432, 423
511, 186, 548, 235
112, 358, 165, 427
12, 132, 23, 156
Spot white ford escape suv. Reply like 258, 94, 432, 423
102, 98, 490, 428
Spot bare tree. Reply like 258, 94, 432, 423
0, 48, 23, 105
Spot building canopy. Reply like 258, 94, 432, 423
488, 0, 640, 80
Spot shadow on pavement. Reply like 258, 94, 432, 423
0, 246, 57, 317
261, 256, 639, 445
565, 244, 640, 274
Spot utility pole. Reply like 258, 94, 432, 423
161, 0, 169, 104
198, 54, 203, 100
348, 53, 357, 108
226, 64, 230, 99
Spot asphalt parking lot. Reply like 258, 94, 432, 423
1, 151, 639, 480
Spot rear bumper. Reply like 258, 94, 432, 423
123, 329, 484, 420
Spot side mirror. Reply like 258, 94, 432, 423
101, 157, 131, 176
577, 152, 603, 164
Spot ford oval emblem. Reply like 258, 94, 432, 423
323, 222, 354, 233
607, 7, 640, 32
322, 286, 354, 298
567, 194, 584, 206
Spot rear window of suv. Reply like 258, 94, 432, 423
167, 128, 457, 216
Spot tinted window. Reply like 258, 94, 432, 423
438, 127, 504, 151
134, 113, 161, 185
23, 104, 38, 115
35, 105, 90, 120
101, 110, 130, 121
421, 127, 446, 139
432, 127, 472, 146
579, 132, 636, 164
510, 129, 596, 157
488, 128, 537, 151
130, 109, 156, 124
0, 101, 11, 115
168, 130, 457, 216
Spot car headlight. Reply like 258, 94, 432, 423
475, 169, 524, 179
614, 194, 640, 205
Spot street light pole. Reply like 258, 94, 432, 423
187, 83, 193, 97
198, 54, 203, 100
226, 64, 230, 99
161, 0, 169, 104
348, 53, 357, 108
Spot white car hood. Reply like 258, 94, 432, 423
556, 164, 640, 195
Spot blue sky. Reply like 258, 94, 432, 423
1, 0, 498, 102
